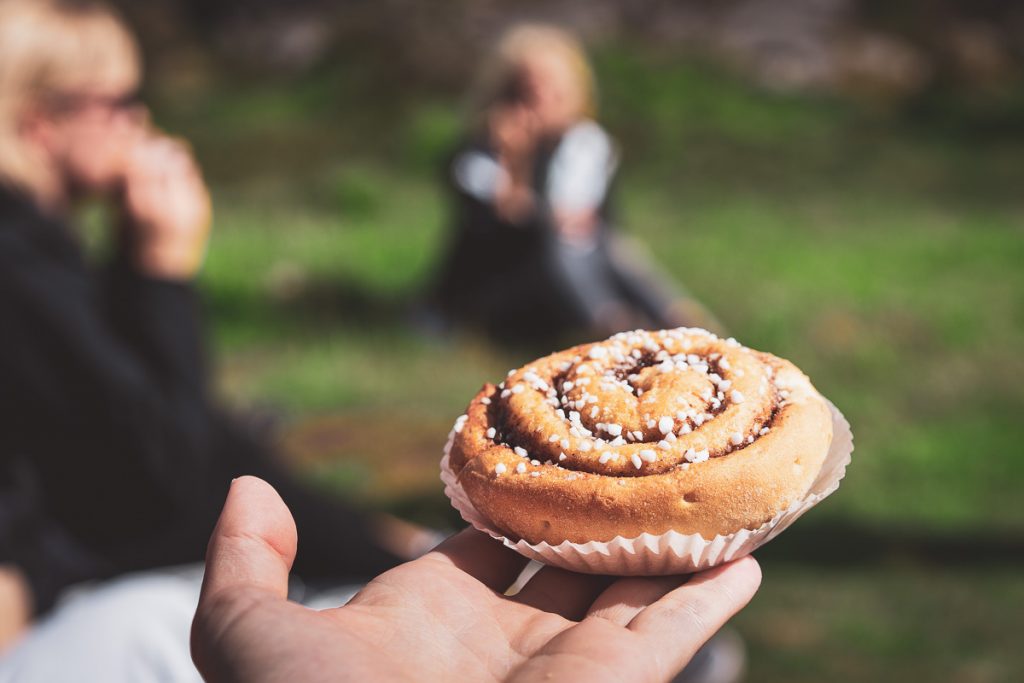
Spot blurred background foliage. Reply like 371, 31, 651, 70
107, 1, 1023, 680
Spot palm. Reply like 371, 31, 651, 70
193, 478, 760, 682
342, 553, 574, 681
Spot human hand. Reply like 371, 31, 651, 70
490, 105, 539, 224
490, 104, 537, 162
191, 477, 761, 682
495, 182, 536, 224
553, 206, 599, 242
0, 565, 31, 653
119, 134, 211, 280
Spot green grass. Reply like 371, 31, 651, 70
737, 563, 1024, 682
144, 44, 1023, 681
198, 169, 1024, 531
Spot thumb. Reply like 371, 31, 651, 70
191, 477, 297, 679
198, 476, 297, 603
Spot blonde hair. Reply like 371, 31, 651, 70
470, 24, 596, 129
0, 0, 140, 194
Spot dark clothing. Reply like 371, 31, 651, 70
431, 128, 679, 343
0, 186, 398, 615
431, 144, 549, 336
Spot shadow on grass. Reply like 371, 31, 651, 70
276, 277, 589, 356
756, 519, 1024, 568
284, 275, 412, 328
204, 274, 415, 343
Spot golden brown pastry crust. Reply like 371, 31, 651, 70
447, 328, 833, 543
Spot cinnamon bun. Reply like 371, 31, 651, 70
446, 328, 834, 543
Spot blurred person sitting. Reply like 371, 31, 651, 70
0, 0, 426, 676
428, 24, 720, 344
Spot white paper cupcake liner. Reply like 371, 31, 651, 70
440, 401, 852, 575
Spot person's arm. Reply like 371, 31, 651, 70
0, 140, 213, 554
99, 260, 207, 398
0, 234, 213, 531
192, 477, 761, 682
452, 149, 506, 204
99, 135, 212, 387
545, 121, 618, 241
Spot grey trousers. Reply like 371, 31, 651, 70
0, 566, 360, 683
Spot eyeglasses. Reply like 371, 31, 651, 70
44, 90, 144, 116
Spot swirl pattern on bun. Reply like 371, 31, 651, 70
447, 328, 833, 543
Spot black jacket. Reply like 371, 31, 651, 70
0, 186, 397, 614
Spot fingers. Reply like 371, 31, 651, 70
585, 575, 685, 625
426, 529, 530, 593
198, 476, 298, 604
124, 138, 194, 209
626, 556, 762, 676
120, 132, 211, 278
511, 566, 614, 620
128, 135, 191, 177
510, 558, 761, 683
125, 135, 205, 203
